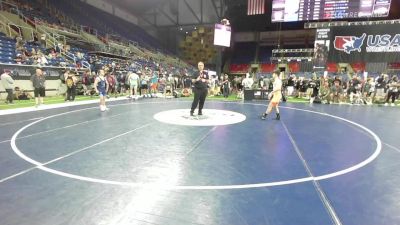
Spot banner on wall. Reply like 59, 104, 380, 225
313, 28, 331, 69
328, 24, 400, 63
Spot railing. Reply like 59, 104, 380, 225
81, 25, 98, 37
2, 7, 89, 72
10, 9, 59, 48
36, 19, 80, 36
0, 15, 18, 37
0, 1, 187, 70
62, 51, 76, 62
0, 13, 34, 40
81, 60, 90, 71
0, 62, 87, 70
3, 7, 88, 71
51, 32, 66, 46
9, 23, 34, 40
60, 51, 91, 71
0, 3, 61, 48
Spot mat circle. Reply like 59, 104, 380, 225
10, 102, 382, 190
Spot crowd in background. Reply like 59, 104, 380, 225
249, 71, 400, 106
2, 0, 398, 108
2, 65, 400, 108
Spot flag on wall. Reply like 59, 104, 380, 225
247, 0, 265, 15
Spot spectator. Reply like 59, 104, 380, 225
362, 77, 374, 105
183, 73, 192, 88
150, 71, 158, 94
65, 71, 78, 101
30, 68, 46, 107
1, 70, 15, 104
385, 75, 399, 106
240, 73, 254, 99
208, 75, 217, 96
115, 71, 126, 94
165, 74, 173, 96
40, 33, 46, 47
32, 33, 39, 45
181, 87, 190, 97
81, 70, 92, 96
373, 74, 386, 103
263, 76, 270, 91
14, 87, 32, 100
297, 77, 308, 98
158, 74, 166, 93
222, 74, 230, 98
287, 74, 295, 96
106, 72, 116, 98
14, 53, 24, 64
37, 53, 48, 66
319, 81, 331, 104
76, 51, 83, 59
237, 73, 254, 99
127, 71, 139, 97
15, 36, 24, 52
31, 48, 37, 57
48, 49, 57, 59
330, 80, 343, 103
348, 75, 361, 104
309, 77, 320, 104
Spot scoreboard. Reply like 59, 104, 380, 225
272, 0, 392, 22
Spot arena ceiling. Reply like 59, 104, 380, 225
99, 0, 400, 33
105, 0, 166, 15
105, 0, 226, 28
99, 0, 400, 32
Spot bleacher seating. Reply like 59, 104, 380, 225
47, 0, 164, 52
0, 33, 16, 64
260, 63, 276, 72
0, 0, 194, 73
229, 64, 250, 73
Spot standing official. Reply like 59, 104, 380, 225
190, 61, 209, 116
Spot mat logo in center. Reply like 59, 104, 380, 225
154, 109, 246, 126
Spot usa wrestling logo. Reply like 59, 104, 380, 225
334, 33, 367, 54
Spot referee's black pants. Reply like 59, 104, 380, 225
191, 88, 207, 113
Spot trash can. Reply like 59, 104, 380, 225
244, 89, 254, 101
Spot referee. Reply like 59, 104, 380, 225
190, 61, 209, 116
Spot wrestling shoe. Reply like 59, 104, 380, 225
261, 113, 267, 120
